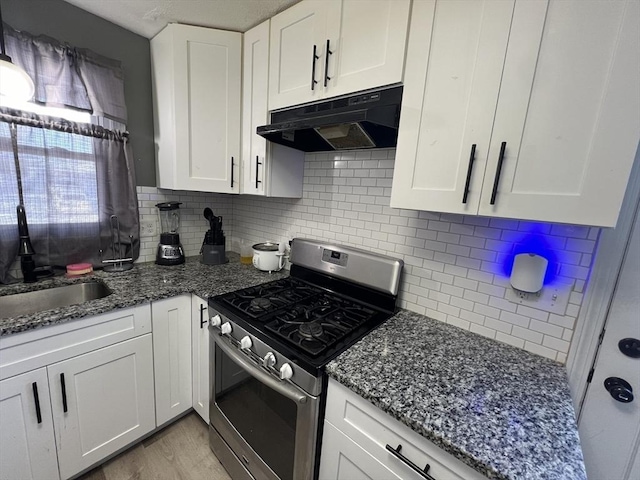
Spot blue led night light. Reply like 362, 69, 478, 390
502, 230, 558, 286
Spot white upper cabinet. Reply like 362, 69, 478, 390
242, 20, 305, 198
269, 0, 411, 110
152, 24, 241, 193
391, 0, 640, 228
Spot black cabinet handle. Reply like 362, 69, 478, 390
490, 141, 507, 205
323, 39, 333, 87
32, 382, 42, 424
230, 157, 235, 188
255, 156, 263, 189
386, 444, 435, 480
311, 45, 319, 91
462, 144, 476, 204
200, 304, 207, 329
60, 373, 68, 413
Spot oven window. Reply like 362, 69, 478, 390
215, 348, 297, 480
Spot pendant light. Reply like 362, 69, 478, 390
0, 1, 34, 101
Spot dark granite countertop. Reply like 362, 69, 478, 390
325, 309, 586, 480
0, 254, 286, 337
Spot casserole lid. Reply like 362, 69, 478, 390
253, 242, 279, 252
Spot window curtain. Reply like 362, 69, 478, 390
3, 24, 127, 123
0, 25, 138, 283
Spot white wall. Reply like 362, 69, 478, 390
231, 149, 599, 363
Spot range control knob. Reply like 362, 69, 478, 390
263, 352, 276, 368
220, 322, 232, 335
280, 363, 293, 380
210, 315, 222, 327
240, 336, 252, 350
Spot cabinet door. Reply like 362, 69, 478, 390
269, 0, 328, 110
0, 368, 59, 480
156, 24, 241, 193
319, 421, 402, 480
191, 295, 209, 424
48, 335, 155, 480
152, 295, 192, 426
479, 0, 640, 227
390, 0, 515, 214
324, 0, 410, 98
242, 20, 269, 196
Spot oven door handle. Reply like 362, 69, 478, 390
214, 333, 309, 405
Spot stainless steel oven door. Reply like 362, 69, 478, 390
210, 331, 319, 480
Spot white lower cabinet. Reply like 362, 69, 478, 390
0, 368, 58, 480
191, 295, 210, 423
320, 378, 486, 480
48, 335, 155, 479
151, 295, 193, 426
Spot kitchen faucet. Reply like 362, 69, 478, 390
17, 205, 52, 283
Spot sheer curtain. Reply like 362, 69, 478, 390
0, 24, 138, 283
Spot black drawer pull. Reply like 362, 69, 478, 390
32, 382, 42, 424
230, 157, 235, 188
60, 373, 68, 413
490, 141, 507, 205
462, 143, 476, 204
200, 304, 207, 329
386, 444, 435, 480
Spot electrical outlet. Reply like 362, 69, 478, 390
505, 280, 572, 315
141, 220, 157, 237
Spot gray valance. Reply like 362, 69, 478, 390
3, 23, 128, 123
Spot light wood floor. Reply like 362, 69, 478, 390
78, 413, 232, 480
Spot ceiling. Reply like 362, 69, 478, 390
62, 0, 301, 38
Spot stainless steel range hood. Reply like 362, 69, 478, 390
257, 86, 403, 152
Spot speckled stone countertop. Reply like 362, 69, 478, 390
326, 309, 586, 480
0, 254, 286, 337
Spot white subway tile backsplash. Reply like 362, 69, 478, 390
227, 149, 599, 364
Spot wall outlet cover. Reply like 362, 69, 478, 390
505, 280, 573, 316
141, 220, 157, 237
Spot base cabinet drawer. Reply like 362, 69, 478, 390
321, 378, 486, 480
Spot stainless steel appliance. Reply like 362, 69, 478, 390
256, 86, 402, 152
155, 201, 185, 265
208, 238, 403, 480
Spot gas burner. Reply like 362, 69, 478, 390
250, 298, 272, 310
299, 322, 324, 340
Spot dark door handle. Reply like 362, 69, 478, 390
60, 373, 68, 413
385, 444, 435, 480
311, 45, 319, 91
490, 141, 507, 205
323, 39, 333, 87
255, 156, 262, 189
462, 144, 476, 204
32, 382, 42, 424
230, 157, 235, 188
604, 377, 634, 403
200, 304, 208, 329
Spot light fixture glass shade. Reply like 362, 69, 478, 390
0, 59, 34, 101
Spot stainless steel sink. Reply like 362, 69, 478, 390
0, 281, 113, 319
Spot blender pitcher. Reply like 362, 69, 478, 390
155, 201, 185, 265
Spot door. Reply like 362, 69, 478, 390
578, 204, 640, 480
0, 368, 59, 480
390, 0, 515, 214
269, 0, 328, 110
171, 24, 241, 193
479, 0, 640, 227
48, 335, 155, 480
242, 20, 269, 196
192, 295, 209, 423
324, 0, 410, 99
152, 295, 192, 426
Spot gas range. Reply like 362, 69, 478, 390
208, 239, 403, 480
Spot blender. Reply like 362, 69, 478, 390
155, 201, 185, 265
